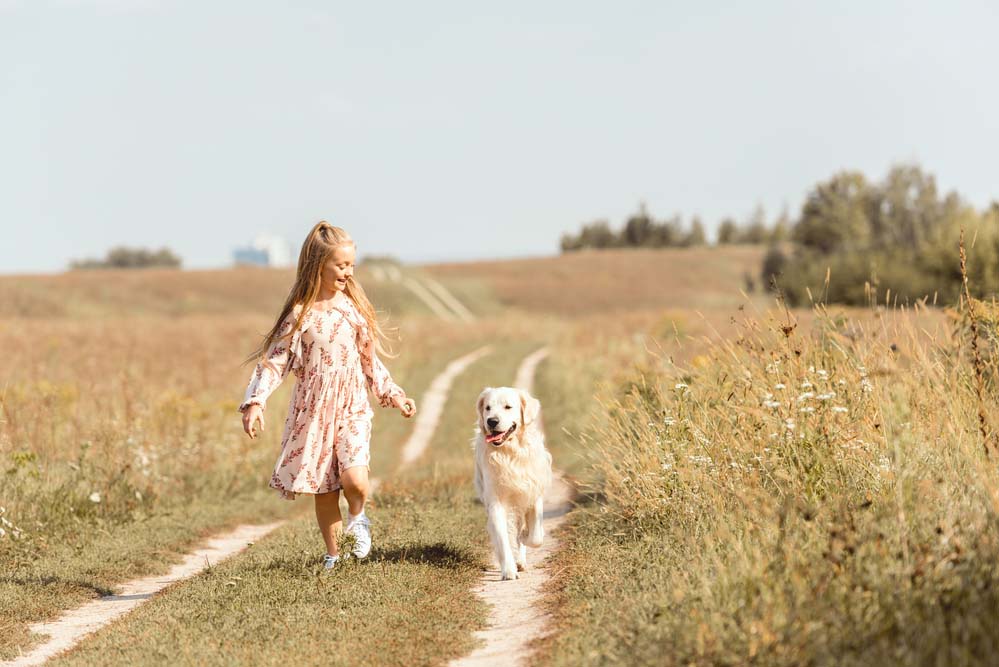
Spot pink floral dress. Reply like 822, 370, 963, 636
239, 297, 406, 499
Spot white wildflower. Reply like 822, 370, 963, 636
838, 379, 847, 386
801, 381, 813, 389
832, 406, 848, 413
808, 365, 816, 373
861, 378, 873, 393
663, 417, 676, 426
763, 400, 781, 408
816, 392, 836, 400
0, 527, 5, 538
674, 383, 689, 390
796, 392, 814, 402
799, 406, 815, 413
784, 418, 795, 431
878, 455, 891, 471
817, 369, 829, 379
775, 383, 786, 390
687, 455, 711, 465
89, 492, 101, 504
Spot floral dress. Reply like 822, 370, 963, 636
239, 297, 406, 499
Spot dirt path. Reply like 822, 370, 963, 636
3, 347, 488, 667
4, 522, 283, 667
399, 345, 493, 468
451, 346, 575, 667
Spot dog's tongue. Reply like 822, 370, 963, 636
485, 431, 503, 444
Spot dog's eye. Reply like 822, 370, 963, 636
485, 406, 490, 411
504, 405, 512, 410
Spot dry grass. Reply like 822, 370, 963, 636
536, 299, 999, 666
425, 246, 768, 316
0, 266, 499, 660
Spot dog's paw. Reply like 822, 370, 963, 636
500, 566, 519, 581
524, 531, 544, 548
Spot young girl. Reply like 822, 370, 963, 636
239, 222, 416, 569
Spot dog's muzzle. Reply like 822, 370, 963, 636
485, 424, 517, 446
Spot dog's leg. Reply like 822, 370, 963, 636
516, 542, 528, 571
524, 496, 544, 548
487, 502, 518, 580
514, 512, 528, 571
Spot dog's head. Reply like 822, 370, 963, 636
476, 386, 541, 448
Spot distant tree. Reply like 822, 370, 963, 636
769, 205, 791, 243
560, 232, 583, 252
871, 164, 953, 249
792, 171, 872, 254
760, 244, 787, 290
739, 204, 769, 244
717, 218, 738, 244
71, 246, 182, 270
684, 216, 707, 247
578, 220, 617, 249
622, 203, 655, 247
648, 214, 684, 247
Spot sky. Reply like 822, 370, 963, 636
1, 0, 997, 274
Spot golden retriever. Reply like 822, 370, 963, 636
473, 386, 553, 580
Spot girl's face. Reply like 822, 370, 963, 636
320, 244, 355, 293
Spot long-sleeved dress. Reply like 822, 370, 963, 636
239, 297, 406, 499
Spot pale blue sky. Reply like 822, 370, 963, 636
2, 1, 997, 273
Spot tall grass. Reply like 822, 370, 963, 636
545, 295, 999, 665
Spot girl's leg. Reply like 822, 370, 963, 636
314, 490, 342, 556
340, 466, 369, 516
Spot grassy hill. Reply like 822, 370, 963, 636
423, 245, 767, 316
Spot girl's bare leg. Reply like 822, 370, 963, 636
340, 466, 370, 517
314, 490, 342, 556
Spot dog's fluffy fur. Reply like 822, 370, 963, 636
472, 386, 553, 580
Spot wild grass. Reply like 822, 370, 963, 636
537, 297, 999, 666
0, 270, 494, 660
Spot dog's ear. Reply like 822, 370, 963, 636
477, 388, 493, 429
519, 389, 540, 426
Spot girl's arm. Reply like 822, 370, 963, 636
357, 319, 406, 408
239, 310, 301, 413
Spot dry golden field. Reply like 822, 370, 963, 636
4, 246, 997, 666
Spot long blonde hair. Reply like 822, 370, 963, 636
246, 222, 395, 364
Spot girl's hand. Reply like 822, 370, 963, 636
393, 396, 417, 419
242, 404, 265, 439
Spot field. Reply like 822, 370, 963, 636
4, 245, 999, 666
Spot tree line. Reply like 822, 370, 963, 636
764, 164, 999, 305
70, 246, 182, 270
560, 204, 790, 252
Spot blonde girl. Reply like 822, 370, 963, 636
239, 222, 416, 568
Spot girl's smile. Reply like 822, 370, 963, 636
320, 244, 356, 297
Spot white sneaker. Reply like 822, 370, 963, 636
323, 553, 339, 570
346, 513, 372, 559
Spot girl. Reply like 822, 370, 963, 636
239, 222, 417, 569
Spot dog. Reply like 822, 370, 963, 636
473, 386, 553, 580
